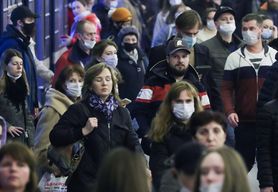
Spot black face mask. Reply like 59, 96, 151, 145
22, 22, 35, 37
123, 42, 137, 52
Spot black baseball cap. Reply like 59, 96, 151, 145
166, 38, 190, 55
11, 5, 38, 24
214, 6, 235, 21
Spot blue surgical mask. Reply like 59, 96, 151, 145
103, 54, 118, 68
65, 82, 83, 98
207, 19, 216, 31
110, 0, 118, 9
83, 39, 96, 49
262, 28, 273, 39
182, 35, 197, 49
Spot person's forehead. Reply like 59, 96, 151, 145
23, 17, 35, 22
242, 20, 258, 27
123, 34, 137, 40
263, 19, 274, 26
83, 23, 96, 32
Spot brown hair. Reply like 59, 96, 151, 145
0, 49, 29, 94
0, 142, 38, 192
55, 65, 85, 94
175, 10, 203, 31
194, 146, 251, 192
96, 148, 149, 192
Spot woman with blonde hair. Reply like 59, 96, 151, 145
50, 63, 142, 192
149, 80, 203, 190
194, 146, 250, 192
96, 148, 150, 192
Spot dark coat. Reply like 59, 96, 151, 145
0, 84, 35, 147
0, 25, 38, 113
257, 53, 278, 108
53, 40, 94, 84
49, 99, 142, 192
256, 99, 278, 190
149, 123, 192, 190
201, 33, 242, 111
117, 48, 148, 101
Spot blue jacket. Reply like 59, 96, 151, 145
0, 25, 38, 113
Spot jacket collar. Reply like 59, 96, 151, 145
150, 60, 199, 81
1, 25, 30, 47
68, 40, 91, 64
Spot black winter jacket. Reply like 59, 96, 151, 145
257, 52, 278, 108
49, 100, 142, 192
149, 122, 192, 190
117, 48, 148, 101
257, 99, 278, 190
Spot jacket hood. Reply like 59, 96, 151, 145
44, 88, 73, 115
149, 59, 200, 81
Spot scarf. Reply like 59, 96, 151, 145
89, 93, 119, 122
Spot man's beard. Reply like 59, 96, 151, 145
169, 64, 187, 77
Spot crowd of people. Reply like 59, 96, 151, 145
0, 0, 278, 191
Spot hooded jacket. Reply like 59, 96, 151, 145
221, 46, 277, 121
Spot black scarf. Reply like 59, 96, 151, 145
5, 76, 27, 110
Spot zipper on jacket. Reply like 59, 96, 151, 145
108, 123, 111, 150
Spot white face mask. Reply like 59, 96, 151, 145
169, 0, 182, 6
207, 20, 216, 31
172, 102, 195, 121
7, 71, 22, 81
219, 23, 236, 36
103, 54, 118, 68
242, 30, 259, 45
199, 182, 223, 192
65, 82, 83, 98
83, 39, 96, 49
182, 35, 197, 49
261, 28, 273, 39
109, 0, 118, 9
